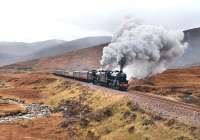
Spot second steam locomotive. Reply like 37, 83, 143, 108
54, 70, 129, 91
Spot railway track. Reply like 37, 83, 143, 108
55, 75, 200, 127
128, 90, 200, 112
83, 78, 200, 111
92, 84, 200, 127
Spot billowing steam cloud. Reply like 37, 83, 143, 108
100, 18, 188, 79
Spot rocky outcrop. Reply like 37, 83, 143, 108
0, 98, 51, 123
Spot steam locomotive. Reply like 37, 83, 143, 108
53, 69, 129, 91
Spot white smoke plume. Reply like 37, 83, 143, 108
100, 18, 188, 79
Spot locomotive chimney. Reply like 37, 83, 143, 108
119, 57, 126, 72
120, 65, 123, 72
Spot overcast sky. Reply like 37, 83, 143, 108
0, 0, 199, 42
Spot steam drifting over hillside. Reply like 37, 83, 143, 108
101, 18, 188, 79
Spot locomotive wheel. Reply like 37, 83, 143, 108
115, 81, 120, 90
93, 80, 98, 85
108, 82, 113, 88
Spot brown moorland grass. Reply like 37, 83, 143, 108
0, 113, 68, 140
0, 72, 199, 140
45, 79, 200, 140
0, 102, 26, 116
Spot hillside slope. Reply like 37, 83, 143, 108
0, 36, 111, 66
172, 28, 200, 67
2, 43, 107, 71
0, 39, 67, 66
0, 72, 199, 140
31, 36, 111, 59
129, 66, 200, 106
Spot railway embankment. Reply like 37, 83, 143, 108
127, 91, 200, 127
44, 79, 200, 140
0, 73, 200, 140
57, 76, 200, 128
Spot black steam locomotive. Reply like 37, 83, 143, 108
53, 69, 129, 91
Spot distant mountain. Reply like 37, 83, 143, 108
2, 28, 200, 72
30, 36, 111, 59
0, 39, 66, 56
1, 27, 199, 69
0, 53, 16, 60
172, 28, 200, 68
0, 39, 67, 66
0, 53, 19, 66
2, 43, 108, 71
0, 36, 111, 66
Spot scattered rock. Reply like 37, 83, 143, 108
189, 126, 200, 139
67, 126, 78, 140
0, 98, 51, 123
128, 125, 135, 133
127, 101, 139, 111
56, 98, 94, 140
80, 118, 89, 128
104, 127, 112, 134
20, 124, 28, 128
143, 126, 149, 130
93, 107, 113, 122
130, 113, 137, 121
122, 111, 137, 122
61, 120, 70, 128
86, 130, 99, 140
123, 111, 131, 119
143, 135, 151, 140
174, 136, 191, 140
61, 118, 79, 128
102, 107, 113, 117
57, 99, 92, 119
142, 118, 154, 126
165, 119, 175, 126
141, 114, 148, 120
151, 114, 162, 121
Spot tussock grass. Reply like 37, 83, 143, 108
0, 103, 26, 117
43, 79, 200, 140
